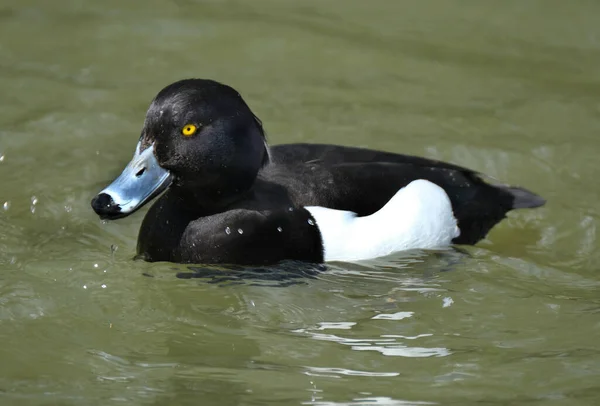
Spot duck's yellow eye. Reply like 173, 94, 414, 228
182, 124, 198, 137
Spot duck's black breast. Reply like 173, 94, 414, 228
137, 184, 326, 264
136, 167, 328, 264
178, 207, 324, 265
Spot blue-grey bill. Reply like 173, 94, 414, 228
91, 142, 172, 219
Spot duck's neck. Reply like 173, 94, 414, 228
171, 141, 270, 214
169, 181, 254, 214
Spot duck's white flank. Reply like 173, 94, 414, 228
305, 179, 460, 262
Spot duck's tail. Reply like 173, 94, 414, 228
473, 173, 546, 210
500, 185, 546, 209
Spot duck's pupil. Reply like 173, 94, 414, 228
136, 167, 146, 177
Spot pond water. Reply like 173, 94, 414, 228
1, 1, 599, 405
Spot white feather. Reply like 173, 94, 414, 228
305, 179, 460, 262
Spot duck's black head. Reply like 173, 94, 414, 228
91, 79, 270, 219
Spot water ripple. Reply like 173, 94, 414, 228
352, 345, 450, 358
304, 366, 399, 378
372, 312, 414, 320
316, 322, 357, 330
302, 396, 436, 405
293, 328, 451, 358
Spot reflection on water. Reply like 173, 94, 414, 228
294, 327, 451, 358
303, 397, 436, 406
172, 248, 465, 286
174, 260, 327, 285
1, 0, 600, 404
304, 367, 399, 378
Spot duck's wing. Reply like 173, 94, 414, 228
269, 143, 471, 172
279, 160, 544, 245
271, 143, 544, 208
268, 143, 544, 244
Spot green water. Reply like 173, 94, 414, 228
1, 1, 599, 405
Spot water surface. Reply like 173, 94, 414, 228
1, 1, 599, 405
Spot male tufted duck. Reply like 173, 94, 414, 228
91, 79, 545, 265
